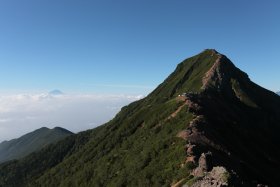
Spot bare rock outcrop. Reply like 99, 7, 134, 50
192, 152, 213, 177
184, 166, 229, 187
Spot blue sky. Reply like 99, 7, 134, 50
0, 0, 279, 94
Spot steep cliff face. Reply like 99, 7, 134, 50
0, 50, 280, 187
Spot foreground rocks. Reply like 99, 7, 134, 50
186, 166, 229, 187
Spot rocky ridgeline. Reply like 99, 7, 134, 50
174, 51, 275, 186
176, 55, 252, 186
177, 92, 232, 186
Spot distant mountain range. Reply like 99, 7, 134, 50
277, 91, 280, 95
1, 50, 280, 186
0, 127, 73, 163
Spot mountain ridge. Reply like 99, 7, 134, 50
0, 49, 280, 187
0, 127, 73, 163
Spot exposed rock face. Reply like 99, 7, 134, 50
192, 152, 213, 177
202, 54, 224, 90
189, 167, 229, 187
201, 51, 244, 91
177, 130, 189, 140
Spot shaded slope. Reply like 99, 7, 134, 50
0, 49, 280, 187
0, 127, 73, 163
176, 51, 280, 186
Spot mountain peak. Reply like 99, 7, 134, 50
148, 50, 247, 102
203, 48, 219, 54
178, 49, 250, 92
52, 127, 73, 134
201, 52, 238, 90
38, 127, 50, 131
49, 89, 63, 95
0, 126, 73, 163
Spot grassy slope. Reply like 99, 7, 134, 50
148, 50, 217, 102
0, 130, 91, 187
33, 99, 194, 187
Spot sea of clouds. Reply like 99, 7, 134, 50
0, 92, 143, 142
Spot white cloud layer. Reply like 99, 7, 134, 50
0, 92, 143, 142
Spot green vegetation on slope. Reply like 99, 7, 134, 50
231, 78, 258, 108
147, 49, 218, 103
1, 49, 280, 186
33, 98, 195, 187
0, 127, 73, 163
0, 96, 195, 187
0, 130, 91, 187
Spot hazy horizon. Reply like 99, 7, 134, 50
0, 91, 144, 142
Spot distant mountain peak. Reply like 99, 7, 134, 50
35, 127, 50, 132
52, 127, 73, 134
38, 127, 49, 130
0, 126, 73, 163
49, 89, 63, 95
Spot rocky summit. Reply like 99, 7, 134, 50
0, 49, 280, 187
